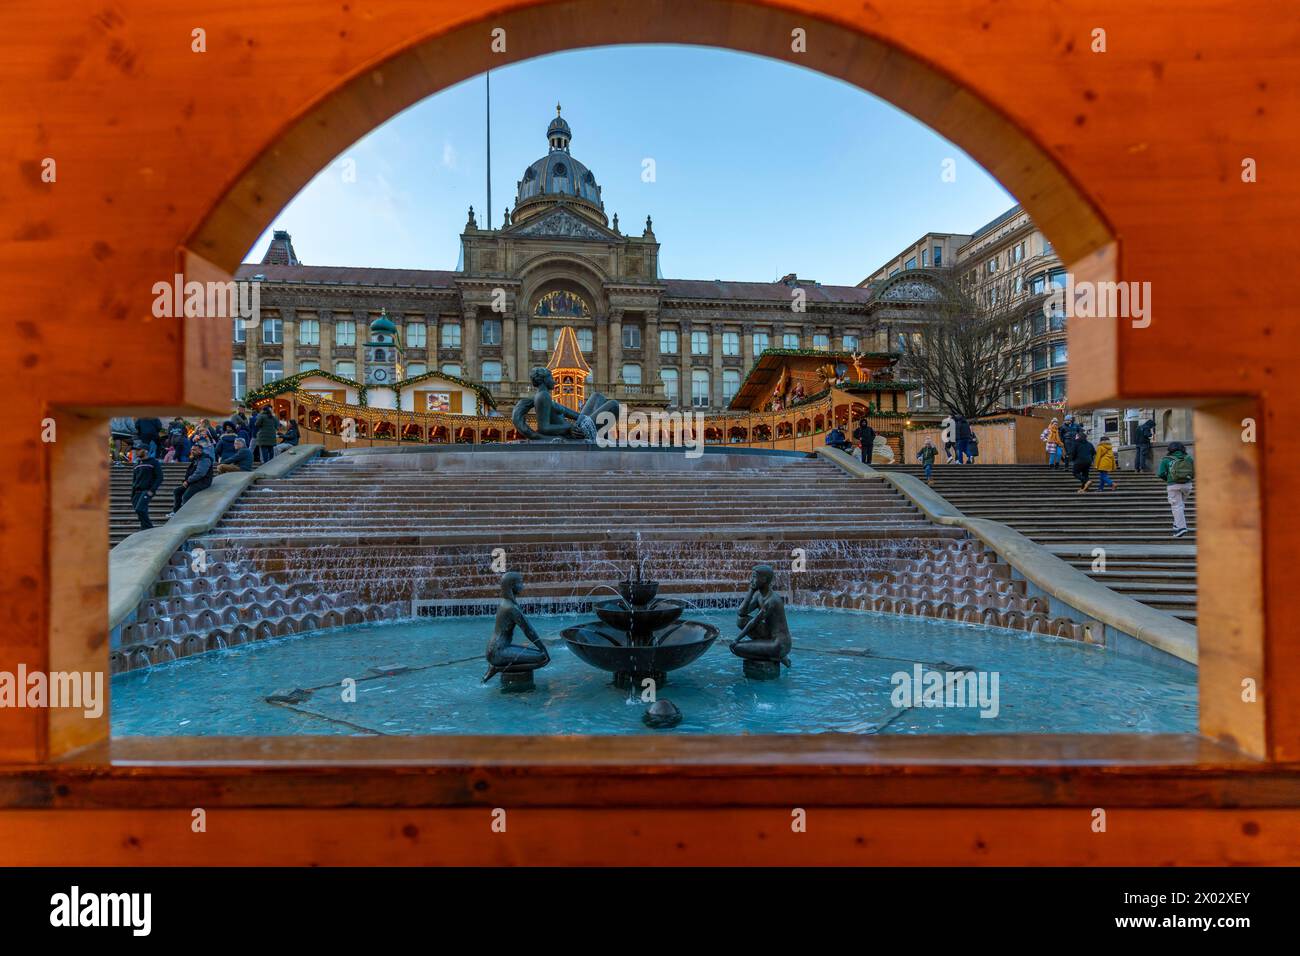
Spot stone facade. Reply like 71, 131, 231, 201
233, 109, 912, 415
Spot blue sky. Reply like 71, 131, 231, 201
246, 45, 1014, 287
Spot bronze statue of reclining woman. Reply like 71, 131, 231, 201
511, 366, 620, 442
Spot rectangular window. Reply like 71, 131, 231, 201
1051, 342, 1068, 366
783, 332, 800, 349
1012, 242, 1025, 263
481, 319, 501, 346
441, 323, 462, 348
889, 267, 901, 277
621, 325, 641, 350
262, 317, 283, 345
297, 360, 319, 373
336, 321, 356, 348
722, 332, 740, 356
987, 257, 999, 274
577, 328, 593, 352
842, 334, 858, 351
298, 318, 320, 347
1033, 381, 1049, 403
933, 246, 943, 267
231, 359, 246, 401
335, 360, 356, 378
233, 318, 246, 344
1051, 377, 1067, 402
659, 329, 678, 355
405, 323, 426, 348
752, 332, 769, 354
691, 331, 710, 355
1033, 349, 1048, 371
1014, 275, 1024, 295
261, 359, 283, 383
621, 363, 641, 385
531, 326, 547, 351
660, 369, 679, 405
404, 363, 426, 377
921, 249, 929, 267
1049, 268, 1068, 290
905, 257, 917, 270
722, 369, 741, 403
691, 370, 710, 408
481, 360, 502, 382
441, 363, 461, 377
813, 334, 830, 351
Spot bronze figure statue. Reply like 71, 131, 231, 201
483, 571, 551, 690
730, 564, 792, 679
511, 366, 620, 442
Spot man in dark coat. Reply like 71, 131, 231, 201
169, 443, 214, 516
853, 420, 877, 464
130, 443, 165, 529
134, 416, 164, 458
252, 407, 279, 464
1135, 417, 1156, 472
1072, 433, 1097, 492
216, 438, 254, 474
275, 418, 300, 456
954, 415, 974, 464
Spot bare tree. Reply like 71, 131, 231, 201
894, 271, 1031, 419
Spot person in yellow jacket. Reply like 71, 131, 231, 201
1094, 436, 1117, 491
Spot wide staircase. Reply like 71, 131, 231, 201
111, 451, 1094, 672
109, 462, 192, 547
878, 463, 1198, 625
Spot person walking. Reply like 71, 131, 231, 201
1158, 440, 1195, 537
917, 437, 938, 485
967, 432, 979, 464
168, 443, 214, 517
129, 443, 164, 530
1094, 435, 1117, 491
1135, 417, 1156, 472
1061, 416, 1080, 468
940, 414, 956, 463
1041, 418, 1063, 469
853, 419, 876, 464
253, 406, 279, 465
1072, 431, 1096, 493
954, 415, 974, 464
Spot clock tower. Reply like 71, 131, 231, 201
364, 309, 402, 386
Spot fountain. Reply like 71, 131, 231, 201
561, 562, 719, 689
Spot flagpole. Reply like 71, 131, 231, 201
485, 70, 492, 231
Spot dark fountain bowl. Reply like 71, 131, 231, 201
617, 579, 660, 607
561, 620, 720, 688
593, 598, 685, 635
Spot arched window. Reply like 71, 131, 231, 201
621, 363, 641, 386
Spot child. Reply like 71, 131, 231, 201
917, 437, 938, 484
967, 432, 980, 465
1094, 435, 1116, 491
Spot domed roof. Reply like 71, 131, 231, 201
514, 105, 604, 212
370, 310, 397, 335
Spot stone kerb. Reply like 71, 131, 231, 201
108, 444, 323, 631
814, 446, 1198, 665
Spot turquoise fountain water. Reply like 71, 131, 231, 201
111, 608, 1196, 736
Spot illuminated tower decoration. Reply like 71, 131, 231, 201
547, 325, 591, 411
364, 308, 402, 385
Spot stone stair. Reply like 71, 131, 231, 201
877, 463, 1198, 625
111, 452, 1097, 673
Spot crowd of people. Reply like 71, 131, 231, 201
905, 411, 1194, 539
113, 406, 300, 531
